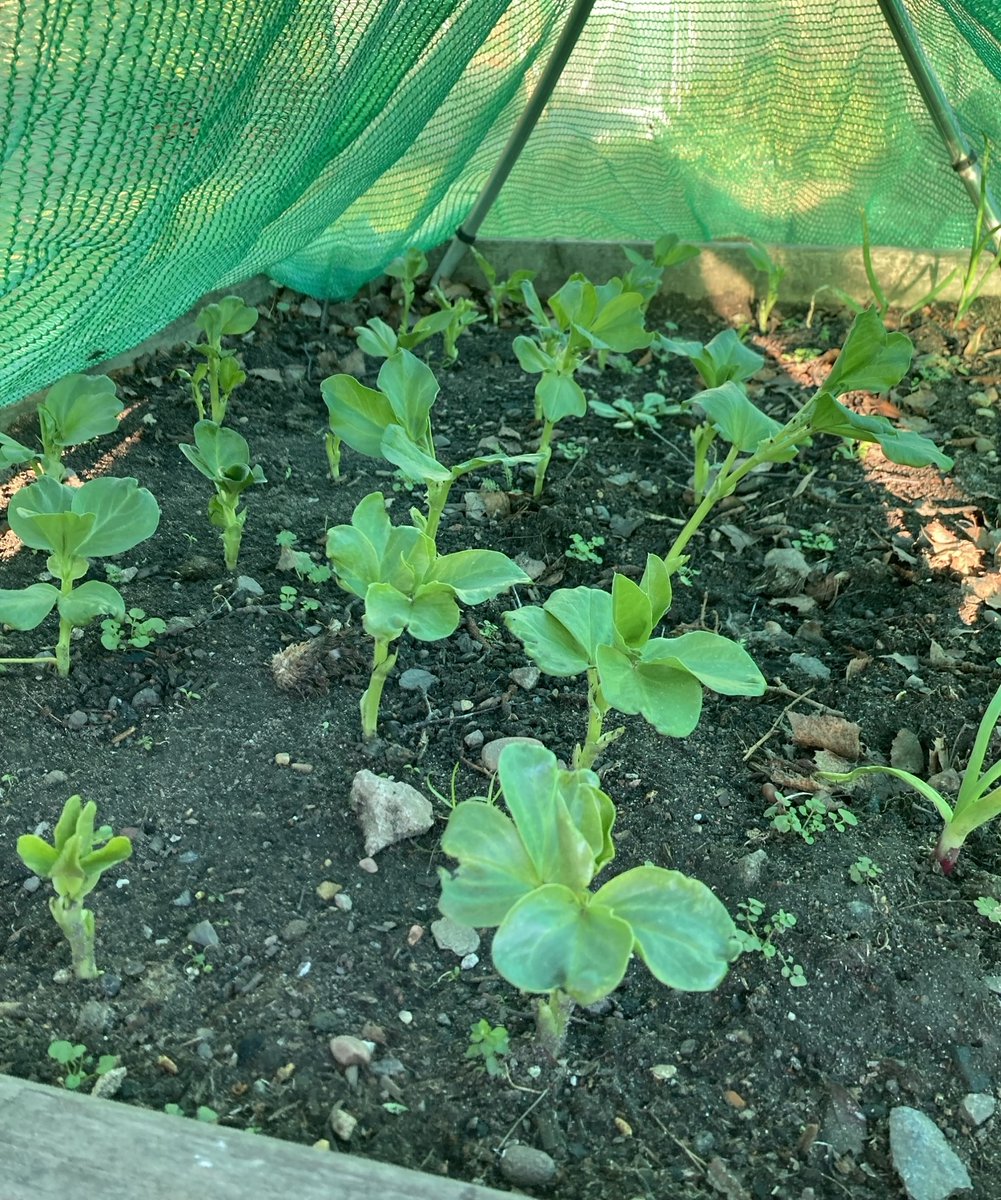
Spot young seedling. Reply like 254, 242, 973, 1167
326, 492, 529, 739
764, 790, 858, 844
820, 680, 1001, 875
470, 246, 537, 324
180, 420, 266, 571
514, 274, 652, 497
439, 741, 740, 1057
17, 795, 132, 979
0, 374, 122, 481
465, 1020, 510, 1077
733, 238, 785, 333
589, 390, 681, 438
734, 898, 806, 987
356, 288, 483, 365
100, 607, 167, 651
385, 246, 427, 334
850, 856, 882, 885
0, 475, 160, 675
48, 1039, 119, 1091
975, 896, 1001, 925
621, 233, 701, 309
322, 348, 537, 538
275, 531, 331, 585
507, 558, 765, 769
177, 296, 258, 424
565, 533, 604, 564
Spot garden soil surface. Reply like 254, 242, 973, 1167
3, 281, 1001, 1200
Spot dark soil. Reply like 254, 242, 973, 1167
2, 281, 1001, 1200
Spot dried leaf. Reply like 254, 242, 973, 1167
890, 728, 924, 774
250, 367, 283, 384
788, 712, 860, 760
845, 655, 871, 679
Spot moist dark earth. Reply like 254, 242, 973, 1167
2, 278, 1001, 1200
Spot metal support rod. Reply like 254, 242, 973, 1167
876, 0, 1001, 251
432, 0, 596, 284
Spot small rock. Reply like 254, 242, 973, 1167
100, 975, 122, 998
460, 953, 479, 970
75, 1000, 114, 1038
788, 653, 831, 681
398, 1010, 413, 1025
64, 710, 88, 730
757, 547, 811, 595
950, 1044, 993, 1093
889, 1106, 972, 1200
370, 1056, 406, 1077
463, 729, 484, 750
481, 736, 546, 774
358, 857, 378, 874
330, 1107, 358, 1142
290, 761, 313, 775
431, 917, 480, 957
91, 1066, 127, 1100
21, 876, 41, 894
735, 849, 768, 886
514, 553, 546, 581
282, 919, 309, 943
509, 666, 540, 691
333, 893, 353, 912
398, 668, 438, 693
329, 1036, 373, 1071
316, 881, 341, 902
844, 900, 876, 930
234, 575, 264, 597
172, 889, 193, 908
187, 920, 219, 948
274, 752, 291, 767
350, 771, 434, 856
609, 514, 644, 538
960, 1093, 995, 1127
499, 1145, 557, 1188
310, 1010, 341, 1034
132, 687, 161, 709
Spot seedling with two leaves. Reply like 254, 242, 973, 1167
0, 375, 122, 481
17, 795, 132, 979
357, 295, 483, 366
180, 421, 266, 571
326, 492, 529, 739
176, 296, 258, 424
621, 233, 701, 308
470, 246, 537, 324
439, 741, 740, 1057
48, 1039, 119, 1091
322, 348, 538, 537
514, 274, 652, 496
820, 679, 1001, 876
507, 559, 765, 769
0, 475, 160, 675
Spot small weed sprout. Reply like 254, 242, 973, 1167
465, 1020, 511, 1077
849, 856, 882, 885
764, 791, 858, 844
470, 246, 537, 324
975, 896, 1001, 925
48, 1039, 119, 1091
565, 533, 605, 564
100, 608, 166, 651
739, 238, 785, 333
735, 898, 807, 987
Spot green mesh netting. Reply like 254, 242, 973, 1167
3, 0, 1001, 406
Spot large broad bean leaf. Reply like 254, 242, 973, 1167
181, 420, 251, 482
58, 581, 125, 627
512, 336, 553, 374
381, 424, 450, 483
491, 885, 633, 1006
326, 492, 431, 599
8, 476, 159, 557
321, 375, 395, 458
611, 573, 652, 651
439, 801, 540, 927
0, 582, 59, 630
498, 742, 596, 892
0, 432, 36, 470
430, 549, 529, 605
363, 580, 459, 642
595, 644, 705, 736
594, 866, 740, 990
538, 372, 586, 423
809, 394, 953, 469
378, 349, 439, 442
40, 375, 121, 448
587, 292, 651, 353
506, 586, 613, 676
823, 307, 913, 397
652, 631, 766, 696
700, 329, 764, 386
696, 381, 783, 452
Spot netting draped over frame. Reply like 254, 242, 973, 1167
4, 0, 1001, 404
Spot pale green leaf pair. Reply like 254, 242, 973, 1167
440, 743, 739, 1005
0, 375, 122, 480
660, 328, 763, 388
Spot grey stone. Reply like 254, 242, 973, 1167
822, 1083, 867, 1157
949, 1044, 993, 1093
735, 849, 769, 886
21, 876, 41, 894
788, 653, 831, 681
64, 710, 88, 730
234, 575, 264, 597
132, 687, 161, 709
187, 920, 220, 948
329, 1036, 372, 1070
370, 1056, 407, 1077
959, 1093, 995, 1127
481, 736, 546, 774
41, 770, 69, 788
431, 916, 480, 957
889, 1106, 971, 1200
100, 974, 122, 998
509, 666, 540, 691
282, 918, 310, 943
844, 900, 876, 930
398, 667, 438, 692
310, 1009, 341, 1033
757, 547, 811, 595
499, 1144, 557, 1188
349, 770, 434, 856
75, 1000, 114, 1038
463, 729, 484, 750
172, 889, 193, 908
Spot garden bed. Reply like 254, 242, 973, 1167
2, 279, 1001, 1199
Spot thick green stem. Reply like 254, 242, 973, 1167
50, 897, 98, 979
222, 516, 244, 572
325, 432, 342, 480
533, 420, 555, 499
360, 636, 398, 740
535, 989, 574, 1059
424, 478, 454, 542
0, 655, 57, 666
53, 571, 76, 677
573, 669, 624, 769
209, 349, 224, 424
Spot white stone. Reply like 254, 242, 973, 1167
349, 770, 434, 856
